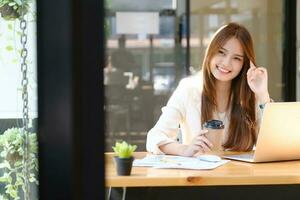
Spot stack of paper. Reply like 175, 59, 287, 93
133, 155, 229, 170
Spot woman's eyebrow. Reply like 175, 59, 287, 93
221, 47, 244, 58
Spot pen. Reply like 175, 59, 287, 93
160, 157, 182, 166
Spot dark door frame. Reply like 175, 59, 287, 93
283, 0, 297, 101
37, 0, 104, 199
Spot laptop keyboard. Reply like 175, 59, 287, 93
232, 153, 254, 159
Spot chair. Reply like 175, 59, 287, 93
104, 85, 131, 138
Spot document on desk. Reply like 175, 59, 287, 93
133, 155, 230, 170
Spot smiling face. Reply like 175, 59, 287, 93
210, 37, 244, 83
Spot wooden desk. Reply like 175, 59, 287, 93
105, 152, 300, 187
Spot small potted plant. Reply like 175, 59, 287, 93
112, 141, 137, 176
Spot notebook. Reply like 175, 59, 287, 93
222, 102, 300, 162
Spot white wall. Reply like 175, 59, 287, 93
0, 3, 37, 119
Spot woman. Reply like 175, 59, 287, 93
146, 22, 271, 157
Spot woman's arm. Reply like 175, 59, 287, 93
159, 142, 190, 156
146, 80, 187, 154
146, 77, 212, 156
159, 129, 211, 157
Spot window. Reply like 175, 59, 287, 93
104, 0, 188, 151
190, 0, 284, 101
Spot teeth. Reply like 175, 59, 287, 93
217, 66, 230, 73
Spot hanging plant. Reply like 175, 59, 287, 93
0, 0, 30, 21
0, 127, 38, 200
104, 0, 112, 39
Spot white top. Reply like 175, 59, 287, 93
146, 72, 262, 154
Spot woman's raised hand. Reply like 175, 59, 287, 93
247, 61, 270, 103
181, 130, 213, 157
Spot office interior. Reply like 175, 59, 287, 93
104, 0, 300, 152
0, 0, 299, 199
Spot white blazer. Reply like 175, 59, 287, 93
146, 72, 262, 154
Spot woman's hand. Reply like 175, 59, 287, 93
181, 130, 213, 157
247, 61, 270, 104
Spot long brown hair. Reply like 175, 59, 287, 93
201, 22, 257, 151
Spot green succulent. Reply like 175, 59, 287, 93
0, 127, 38, 200
112, 141, 137, 158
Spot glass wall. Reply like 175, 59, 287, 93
190, 0, 283, 101
0, 1, 38, 199
105, 0, 287, 152
104, 0, 188, 151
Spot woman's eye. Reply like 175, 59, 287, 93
234, 57, 242, 61
218, 50, 225, 55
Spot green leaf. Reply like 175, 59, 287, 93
112, 141, 137, 158
1, 150, 7, 158
5, 46, 13, 51
0, 175, 9, 183
5, 184, 18, 199
8, 2, 16, 6
29, 176, 36, 183
0, 160, 11, 169
14, 160, 22, 167
7, 24, 13, 30
15, 175, 23, 186
14, 0, 22, 5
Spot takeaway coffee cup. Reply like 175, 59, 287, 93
203, 120, 224, 152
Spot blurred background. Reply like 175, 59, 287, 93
103, 0, 297, 151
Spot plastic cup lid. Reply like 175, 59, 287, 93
204, 119, 224, 129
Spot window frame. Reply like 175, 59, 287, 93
37, 0, 105, 199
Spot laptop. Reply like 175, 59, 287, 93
222, 102, 300, 163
